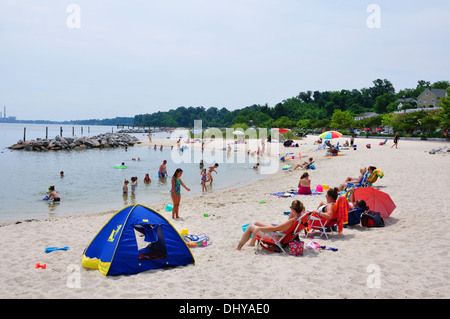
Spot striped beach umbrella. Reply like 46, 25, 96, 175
319, 131, 343, 139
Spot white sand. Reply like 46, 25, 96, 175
1, 135, 449, 299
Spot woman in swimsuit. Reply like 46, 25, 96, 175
338, 167, 366, 191
235, 200, 308, 250
298, 172, 312, 194
310, 187, 339, 220
170, 168, 190, 219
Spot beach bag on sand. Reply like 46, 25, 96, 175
289, 240, 304, 256
361, 211, 385, 227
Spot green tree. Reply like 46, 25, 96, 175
330, 109, 353, 129
274, 116, 296, 128
370, 79, 395, 100
438, 88, 450, 129
374, 93, 396, 114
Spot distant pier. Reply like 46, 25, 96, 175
116, 125, 173, 133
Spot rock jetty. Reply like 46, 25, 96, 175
8, 133, 140, 151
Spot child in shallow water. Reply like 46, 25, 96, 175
130, 176, 137, 195
48, 186, 61, 202
201, 169, 207, 192
123, 179, 129, 194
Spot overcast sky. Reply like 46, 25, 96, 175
1, 0, 449, 121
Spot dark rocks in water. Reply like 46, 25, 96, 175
8, 133, 140, 151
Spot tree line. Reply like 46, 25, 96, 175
132, 79, 449, 136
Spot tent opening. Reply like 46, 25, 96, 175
133, 224, 167, 260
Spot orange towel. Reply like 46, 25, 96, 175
334, 196, 349, 234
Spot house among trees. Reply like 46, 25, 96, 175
417, 88, 449, 108
396, 96, 417, 109
354, 112, 378, 121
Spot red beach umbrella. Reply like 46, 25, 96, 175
353, 187, 396, 217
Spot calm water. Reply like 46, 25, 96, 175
0, 123, 266, 222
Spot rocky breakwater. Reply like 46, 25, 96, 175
8, 133, 140, 151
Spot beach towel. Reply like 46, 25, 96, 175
334, 196, 350, 234
270, 189, 322, 198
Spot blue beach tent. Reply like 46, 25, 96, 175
82, 204, 195, 276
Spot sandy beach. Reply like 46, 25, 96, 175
1, 134, 449, 299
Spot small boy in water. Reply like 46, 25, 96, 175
48, 186, 61, 202
123, 179, 129, 194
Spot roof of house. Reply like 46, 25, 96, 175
429, 89, 447, 98
396, 97, 417, 103
419, 88, 448, 98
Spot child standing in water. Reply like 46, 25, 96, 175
123, 179, 129, 194
130, 176, 137, 195
201, 168, 207, 192
206, 163, 219, 185
170, 168, 190, 219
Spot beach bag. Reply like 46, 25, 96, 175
348, 207, 364, 226
289, 240, 304, 256
361, 211, 384, 227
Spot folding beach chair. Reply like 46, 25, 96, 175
255, 214, 309, 254
305, 197, 349, 239
363, 169, 384, 187
306, 215, 337, 240
346, 171, 370, 190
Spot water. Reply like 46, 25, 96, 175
0, 123, 266, 223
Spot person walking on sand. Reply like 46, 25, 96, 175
170, 168, 190, 219
391, 132, 399, 149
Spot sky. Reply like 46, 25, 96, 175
0, 0, 449, 122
